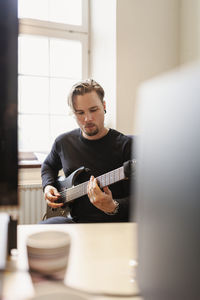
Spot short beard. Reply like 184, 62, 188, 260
83, 127, 99, 137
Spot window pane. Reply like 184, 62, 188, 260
18, 76, 49, 114
18, 0, 87, 152
18, 0, 48, 21
19, 35, 49, 76
50, 38, 82, 78
49, 78, 78, 114
18, 0, 82, 26
18, 115, 50, 151
49, 0, 82, 25
50, 115, 77, 142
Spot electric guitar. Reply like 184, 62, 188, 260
45, 159, 136, 219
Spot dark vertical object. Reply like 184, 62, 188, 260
0, 0, 18, 206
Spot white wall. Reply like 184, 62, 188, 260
116, 0, 180, 134
18, 168, 42, 185
89, 0, 117, 129
180, 0, 200, 64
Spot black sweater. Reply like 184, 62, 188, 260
41, 128, 133, 223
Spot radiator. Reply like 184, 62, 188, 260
18, 184, 46, 224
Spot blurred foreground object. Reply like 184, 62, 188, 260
135, 62, 200, 300
0, 213, 10, 270
26, 231, 71, 280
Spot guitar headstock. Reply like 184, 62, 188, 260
123, 159, 136, 178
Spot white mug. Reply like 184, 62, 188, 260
26, 231, 71, 280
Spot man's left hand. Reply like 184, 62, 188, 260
87, 176, 118, 213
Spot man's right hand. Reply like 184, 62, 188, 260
44, 185, 63, 208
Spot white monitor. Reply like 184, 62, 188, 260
134, 62, 200, 300
0, 213, 10, 270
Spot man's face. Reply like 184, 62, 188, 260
73, 91, 107, 140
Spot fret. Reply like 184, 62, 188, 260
109, 171, 113, 185
115, 170, 118, 181
98, 174, 103, 188
120, 167, 125, 180
102, 174, 105, 187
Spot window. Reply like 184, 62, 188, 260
18, 0, 88, 153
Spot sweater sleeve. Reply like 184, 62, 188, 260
110, 135, 135, 222
111, 196, 130, 222
41, 140, 62, 190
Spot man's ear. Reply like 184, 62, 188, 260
103, 101, 106, 113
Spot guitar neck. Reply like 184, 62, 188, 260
65, 165, 126, 203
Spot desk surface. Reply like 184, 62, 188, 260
3, 222, 143, 300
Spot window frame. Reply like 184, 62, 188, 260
18, 0, 89, 162
18, 0, 89, 32
18, 0, 89, 79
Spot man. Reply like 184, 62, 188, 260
41, 79, 133, 223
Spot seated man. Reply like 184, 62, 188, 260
41, 79, 134, 224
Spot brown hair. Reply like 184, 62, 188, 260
67, 79, 105, 111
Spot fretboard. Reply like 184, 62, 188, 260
64, 166, 126, 203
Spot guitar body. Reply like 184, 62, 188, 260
45, 166, 91, 219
